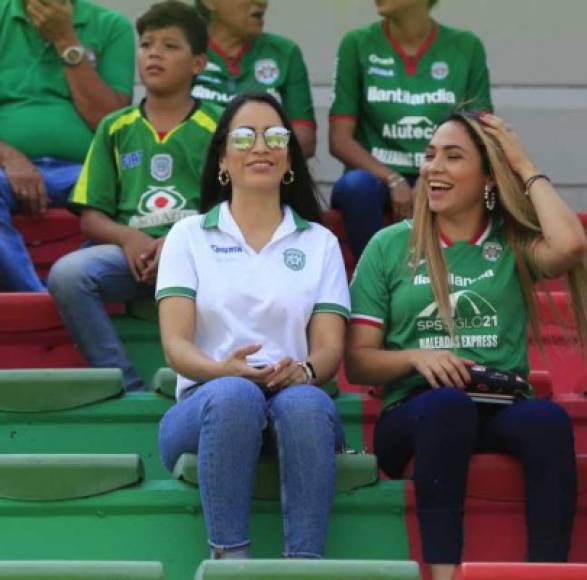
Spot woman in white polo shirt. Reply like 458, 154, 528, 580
156, 92, 350, 560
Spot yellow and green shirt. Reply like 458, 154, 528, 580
70, 100, 222, 238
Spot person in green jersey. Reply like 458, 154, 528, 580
0, 0, 135, 291
347, 112, 587, 580
48, 1, 222, 391
329, 0, 493, 261
192, 0, 316, 158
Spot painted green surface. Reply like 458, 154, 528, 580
0, 480, 409, 580
0, 560, 165, 579
0, 369, 123, 412
195, 559, 420, 579
0, 393, 172, 480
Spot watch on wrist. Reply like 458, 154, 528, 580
61, 45, 86, 66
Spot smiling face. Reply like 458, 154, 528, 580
220, 100, 290, 196
420, 120, 493, 219
138, 26, 206, 95
205, 0, 268, 39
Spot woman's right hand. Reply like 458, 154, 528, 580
220, 344, 274, 382
410, 349, 475, 389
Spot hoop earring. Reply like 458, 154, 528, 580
282, 169, 295, 185
484, 184, 496, 211
218, 169, 230, 186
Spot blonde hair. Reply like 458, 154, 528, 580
409, 112, 587, 348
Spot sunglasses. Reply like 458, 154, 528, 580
227, 125, 291, 151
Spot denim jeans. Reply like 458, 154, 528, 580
375, 388, 577, 564
47, 244, 153, 391
159, 377, 346, 558
331, 169, 418, 261
0, 158, 81, 291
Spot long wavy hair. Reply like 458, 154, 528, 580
409, 112, 587, 347
199, 91, 322, 222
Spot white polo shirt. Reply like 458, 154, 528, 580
156, 202, 350, 399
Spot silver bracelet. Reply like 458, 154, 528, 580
296, 360, 315, 384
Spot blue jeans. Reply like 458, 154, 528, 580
159, 378, 346, 558
0, 158, 81, 291
331, 169, 418, 261
47, 244, 153, 391
374, 388, 577, 564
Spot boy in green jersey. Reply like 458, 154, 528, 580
48, 1, 222, 391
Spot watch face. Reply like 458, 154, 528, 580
63, 46, 85, 65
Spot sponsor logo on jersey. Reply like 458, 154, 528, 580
367, 87, 456, 105
211, 245, 244, 255
482, 241, 503, 262
413, 269, 495, 288
137, 186, 186, 215
382, 116, 436, 140
371, 147, 426, 168
369, 54, 395, 66
415, 290, 499, 349
197, 75, 223, 85
431, 61, 449, 80
120, 150, 143, 170
283, 248, 306, 271
204, 62, 222, 72
192, 85, 232, 103
368, 66, 395, 78
151, 154, 173, 182
254, 59, 280, 85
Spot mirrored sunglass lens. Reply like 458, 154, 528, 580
264, 127, 290, 149
229, 128, 256, 149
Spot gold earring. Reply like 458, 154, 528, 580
218, 169, 230, 186
484, 184, 496, 211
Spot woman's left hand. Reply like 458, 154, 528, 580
264, 357, 307, 391
479, 112, 538, 180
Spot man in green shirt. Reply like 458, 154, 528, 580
0, 0, 135, 290
48, 1, 222, 391
193, 0, 316, 158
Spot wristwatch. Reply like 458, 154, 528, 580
61, 45, 86, 66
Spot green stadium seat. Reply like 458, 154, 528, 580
151, 368, 176, 399
194, 559, 421, 579
173, 452, 378, 500
0, 454, 141, 501
0, 391, 172, 479
0, 560, 165, 579
0, 368, 123, 412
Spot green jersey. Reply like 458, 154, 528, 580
330, 21, 493, 176
70, 100, 222, 238
192, 33, 315, 125
350, 219, 530, 410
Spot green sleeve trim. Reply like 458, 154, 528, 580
313, 303, 350, 320
155, 287, 197, 302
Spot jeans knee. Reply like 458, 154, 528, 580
272, 385, 336, 423
48, 251, 91, 299
202, 377, 266, 420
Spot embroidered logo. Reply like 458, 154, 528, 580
283, 248, 306, 271
482, 241, 503, 262
150, 154, 173, 182
120, 150, 143, 170
137, 186, 186, 215
254, 59, 280, 85
431, 61, 449, 80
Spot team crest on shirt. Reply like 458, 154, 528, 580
254, 59, 280, 85
431, 61, 449, 80
283, 248, 306, 271
482, 241, 503, 262
151, 154, 173, 182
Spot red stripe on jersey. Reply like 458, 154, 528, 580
351, 316, 384, 329
209, 38, 251, 76
383, 20, 438, 76
329, 114, 357, 122
291, 119, 317, 129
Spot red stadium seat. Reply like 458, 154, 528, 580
321, 209, 356, 278
13, 209, 84, 279
456, 562, 587, 579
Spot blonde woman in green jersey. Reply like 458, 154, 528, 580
347, 111, 586, 580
